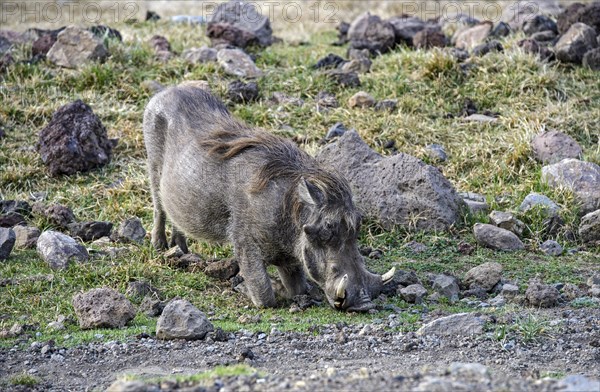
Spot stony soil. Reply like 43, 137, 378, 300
2, 307, 599, 391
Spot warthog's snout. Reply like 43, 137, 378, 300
329, 267, 396, 312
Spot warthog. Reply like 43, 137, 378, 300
143, 86, 394, 311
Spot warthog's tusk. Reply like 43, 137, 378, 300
336, 274, 348, 299
382, 267, 396, 284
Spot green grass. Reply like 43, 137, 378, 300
1, 19, 599, 347
8, 373, 40, 387
120, 364, 258, 387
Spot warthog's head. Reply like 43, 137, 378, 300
296, 177, 395, 312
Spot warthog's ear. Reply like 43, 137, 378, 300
298, 177, 323, 206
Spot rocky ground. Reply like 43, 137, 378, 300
2, 306, 600, 391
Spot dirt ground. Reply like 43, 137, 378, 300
2, 307, 599, 391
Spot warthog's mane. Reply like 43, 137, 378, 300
199, 128, 358, 230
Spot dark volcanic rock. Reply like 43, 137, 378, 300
0, 228, 16, 260
73, 287, 136, 329
44, 204, 76, 229
348, 12, 396, 54
387, 16, 426, 46
557, 3, 587, 34
207, 22, 258, 49
326, 70, 361, 88
523, 15, 558, 35
68, 221, 113, 242
518, 39, 555, 61
526, 279, 560, 307
0, 200, 31, 216
316, 131, 464, 231
472, 40, 503, 56
0, 213, 26, 228
88, 25, 122, 41
32, 34, 57, 58
227, 80, 259, 103
413, 28, 447, 49
583, 47, 600, 70
204, 258, 239, 281
115, 217, 146, 243
149, 35, 172, 61
38, 100, 113, 176
313, 53, 346, 69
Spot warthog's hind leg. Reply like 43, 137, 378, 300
151, 202, 168, 250
170, 226, 189, 254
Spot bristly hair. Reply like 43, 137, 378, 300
199, 128, 359, 232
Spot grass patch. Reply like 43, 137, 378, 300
8, 373, 40, 387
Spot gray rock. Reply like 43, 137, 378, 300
464, 200, 489, 214
395, 270, 422, 287
116, 218, 146, 243
491, 22, 511, 37
501, 283, 520, 299
316, 131, 464, 231
217, 48, 262, 78
139, 294, 166, 317
532, 130, 582, 164
171, 15, 206, 25
156, 299, 213, 340
316, 91, 339, 109
47, 25, 108, 68
271, 92, 303, 107
38, 99, 114, 177
36, 231, 89, 269
448, 362, 490, 381
209, 0, 273, 46
13, 226, 41, 249
0, 200, 31, 215
472, 40, 503, 56
463, 113, 497, 123
541, 159, 600, 214
348, 12, 395, 54
400, 284, 428, 304
453, 22, 493, 50
519, 192, 560, 216
464, 262, 503, 291
556, 375, 600, 392
183, 46, 217, 63
583, 47, 600, 70
417, 313, 485, 336
473, 223, 524, 251
540, 240, 562, 256
460, 192, 486, 202
387, 16, 429, 47
72, 287, 136, 329
325, 123, 347, 140
125, 281, 161, 301
587, 275, 600, 287
340, 58, 372, 74
106, 379, 158, 392
579, 209, 600, 244
348, 91, 375, 108
488, 295, 506, 307
374, 99, 398, 112
561, 283, 582, 300
0, 227, 16, 260
489, 211, 525, 237
432, 274, 460, 301
554, 23, 598, 64
525, 279, 560, 307
425, 144, 447, 162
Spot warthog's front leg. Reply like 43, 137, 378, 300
276, 264, 308, 298
236, 244, 276, 308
